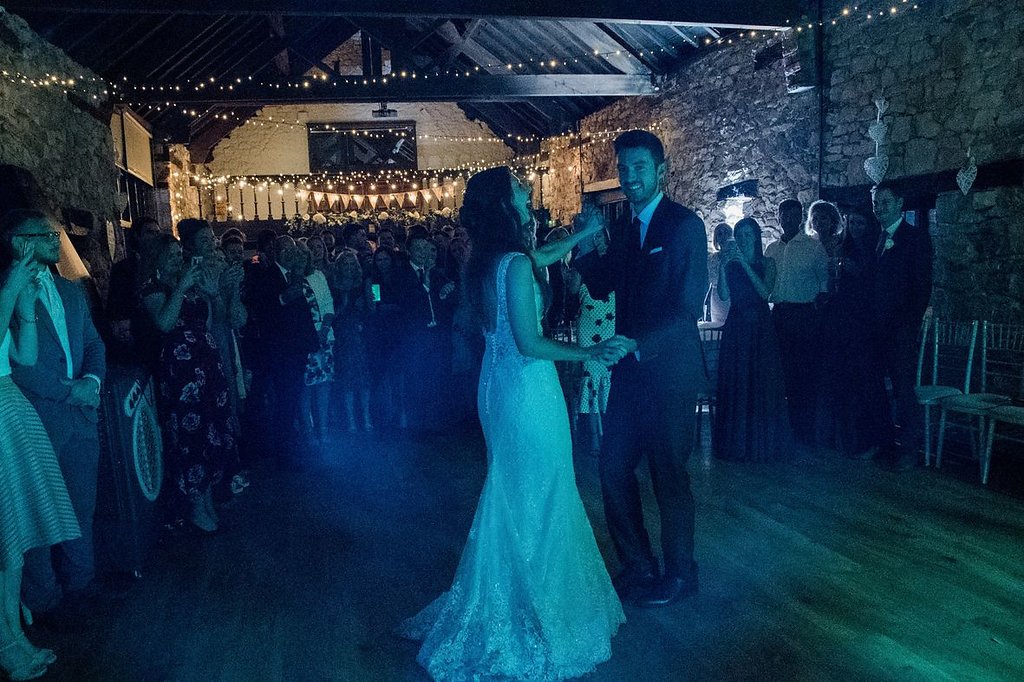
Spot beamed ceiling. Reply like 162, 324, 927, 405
5, 1, 802, 160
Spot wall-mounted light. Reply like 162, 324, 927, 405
716, 179, 759, 227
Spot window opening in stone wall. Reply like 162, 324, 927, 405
308, 121, 417, 172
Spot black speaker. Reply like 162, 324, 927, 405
95, 364, 164, 578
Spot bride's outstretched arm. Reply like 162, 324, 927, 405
529, 209, 605, 269
506, 254, 629, 364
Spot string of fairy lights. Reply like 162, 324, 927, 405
191, 120, 665, 195
5, 1, 925, 221
2, 2, 925, 104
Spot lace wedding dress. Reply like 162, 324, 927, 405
401, 253, 624, 681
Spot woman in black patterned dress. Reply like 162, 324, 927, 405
141, 233, 237, 532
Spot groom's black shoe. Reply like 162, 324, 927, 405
635, 574, 698, 608
612, 567, 659, 602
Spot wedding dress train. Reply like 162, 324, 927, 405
401, 253, 624, 681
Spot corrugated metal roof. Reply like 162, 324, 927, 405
12, 8, 731, 157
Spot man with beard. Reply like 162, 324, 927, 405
5, 209, 106, 621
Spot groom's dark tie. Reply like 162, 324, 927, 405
631, 217, 643, 255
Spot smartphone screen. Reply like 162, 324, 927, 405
371, 283, 381, 302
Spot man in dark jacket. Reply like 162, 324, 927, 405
575, 131, 708, 608
866, 181, 933, 471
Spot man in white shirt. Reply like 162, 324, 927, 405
5, 209, 106, 619
766, 199, 829, 448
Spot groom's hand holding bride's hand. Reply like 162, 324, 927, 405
589, 335, 637, 366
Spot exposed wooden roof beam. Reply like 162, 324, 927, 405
666, 25, 699, 48
429, 19, 485, 72
129, 74, 659, 104
547, 21, 643, 75
141, 16, 231, 80
595, 23, 659, 73
6, 1, 798, 30
101, 14, 179, 73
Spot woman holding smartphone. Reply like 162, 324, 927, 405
140, 229, 238, 533
713, 217, 790, 463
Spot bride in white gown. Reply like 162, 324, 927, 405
401, 167, 631, 681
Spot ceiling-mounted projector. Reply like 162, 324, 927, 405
372, 101, 398, 118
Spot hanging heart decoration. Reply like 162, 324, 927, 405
868, 121, 888, 144
956, 147, 978, 195
864, 155, 889, 184
863, 96, 891, 183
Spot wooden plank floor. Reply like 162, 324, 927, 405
36, 426, 1024, 681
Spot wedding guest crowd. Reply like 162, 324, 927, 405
0, 156, 933, 677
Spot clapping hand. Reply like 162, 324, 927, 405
178, 259, 202, 291
219, 262, 244, 292
439, 282, 456, 300
573, 205, 607, 256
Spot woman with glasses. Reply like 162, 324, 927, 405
0, 211, 80, 680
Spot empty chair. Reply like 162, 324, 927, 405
914, 317, 978, 466
936, 320, 1016, 475
978, 324, 1024, 484
695, 326, 722, 443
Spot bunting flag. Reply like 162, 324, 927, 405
312, 191, 325, 205
405, 192, 419, 208
339, 194, 350, 209
327, 193, 339, 206
368, 195, 380, 209
420, 188, 433, 203
352, 194, 364, 209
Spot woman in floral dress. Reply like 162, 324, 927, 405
141, 232, 237, 532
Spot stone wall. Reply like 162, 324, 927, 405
202, 102, 513, 176
0, 7, 118, 224
539, 0, 1024, 320
822, 0, 1024, 187
154, 143, 199, 232
540, 41, 819, 239
0, 7, 119, 295
931, 187, 1024, 322
820, 0, 1024, 321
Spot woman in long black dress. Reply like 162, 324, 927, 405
141, 234, 237, 532
714, 218, 791, 462
824, 211, 883, 457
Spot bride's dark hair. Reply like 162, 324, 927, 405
462, 166, 546, 333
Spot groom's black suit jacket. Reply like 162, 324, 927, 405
575, 196, 708, 389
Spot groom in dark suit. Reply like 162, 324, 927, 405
575, 131, 708, 607
5, 210, 106, 616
